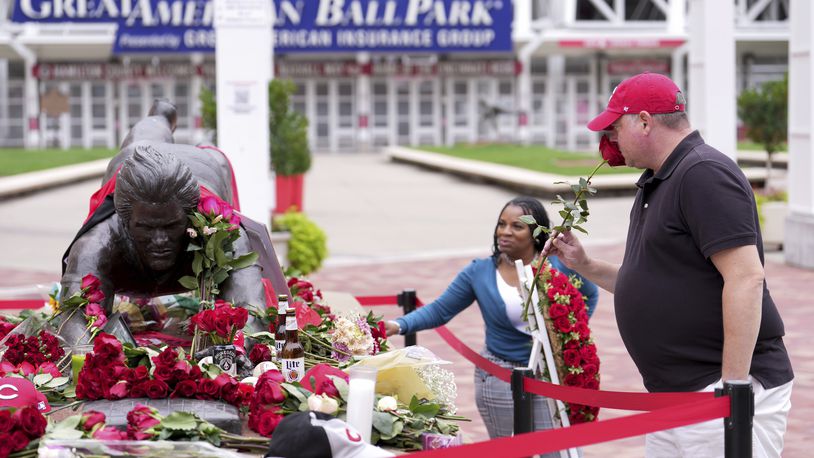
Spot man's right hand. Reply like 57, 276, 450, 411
543, 230, 620, 293
385, 321, 401, 337
542, 231, 589, 271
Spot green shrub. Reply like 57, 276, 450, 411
199, 86, 217, 143
272, 210, 327, 275
269, 79, 311, 176
754, 190, 787, 227
737, 75, 787, 178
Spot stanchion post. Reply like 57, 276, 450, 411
399, 289, 417, 347
512, 368, 534, 436
716, 380, 754, 458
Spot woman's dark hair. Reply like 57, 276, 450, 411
491, 196, 550, 265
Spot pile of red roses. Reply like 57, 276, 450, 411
0, 406, 47, 458
190, 300, 249, 345
537, 264, 601, 424
76, 333, 253, 408
0, 330, 64, 377
248, 363, 347, 437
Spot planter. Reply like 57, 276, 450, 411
275, 174, 304, 214
761, 201, 788, 250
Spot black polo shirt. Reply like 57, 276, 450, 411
614, 131, 793, 392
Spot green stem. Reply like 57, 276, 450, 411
55, 306, 80, 335
521, 160, 607, 322
45, 400, 85, 416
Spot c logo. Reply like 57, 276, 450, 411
0, 383, 20, 400
345, 428, 362, 442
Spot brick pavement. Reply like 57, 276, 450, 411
3, 243, 812, 456
312, 243, 814, 457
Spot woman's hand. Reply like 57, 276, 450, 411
385, 320, 401, 337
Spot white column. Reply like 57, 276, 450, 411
668, 0, 686, 35
545, 55, 564, 148
23, 59, 40, 149
688, 0, 736, 160
356, 52, 371, 152
190, 53, 206, 144
517, 56, 532, 145
786, 0, 814, 268
214, 0, 273, 222
58, 82, 70, 150
513, 0, 531, 38
82, 81, 92, 149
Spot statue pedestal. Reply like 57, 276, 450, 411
84, 398, 242, 434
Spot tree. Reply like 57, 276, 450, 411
737, 75, 787, 185
198, 80, 311, 176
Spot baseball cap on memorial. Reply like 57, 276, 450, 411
0, 377, 51, 412
587, 72, 686, 131
265, 411, 395, 458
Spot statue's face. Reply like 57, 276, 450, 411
128, 200, 188, 272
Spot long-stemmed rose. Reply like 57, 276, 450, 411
190, 300, 248, 345
50, 273, 108, 344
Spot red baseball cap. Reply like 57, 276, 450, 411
0, 377, 51, 412
588, 72, 685, 131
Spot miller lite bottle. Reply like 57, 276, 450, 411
274, 294, 289, 363
281, 308, 305, 383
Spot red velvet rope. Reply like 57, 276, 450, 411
408, 396, 730, 457
0, 300, 44, 310
356, 295, 711, 411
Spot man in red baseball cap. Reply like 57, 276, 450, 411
544, 72, 794, 458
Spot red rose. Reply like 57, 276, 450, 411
563, 349, 581, 367
579, 344, 597, 360
548, 303, 569, 319
9, 430, 29, 452
229, 307, 249, 330
93, 426, 127, 440
198, 195, 222, 216
109, 381, 129, 400
214, 318, 231, 340
157, 348, 179, 366
249, 344, 272, 365
172, 360, 192, 380
563, 373, 583, 387
14, 406, 47, 439
82, 411, 106, 431
171, 379, 198, 398
197, 378, 220, 400
129, 365, 150, 382
255, 409, 284, 437
153, 365, 175, 382
287, 277, 299, 288
127, 405, 159, 432
554, 316, 573, 333
301, 364, 348, 395
574, 322, 591, 340
186, 365, 203, 381
144, 380, 169, 399
93, 333, 124, 361
584, 376, 600, 390
81, 274, 102, 291
85, 289, 105, 304
0, 410, 12, 432
582, 363, 598, 377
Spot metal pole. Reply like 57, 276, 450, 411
399, 289, 417, 347
512, 368, 534, 436
716, 379, 754, 458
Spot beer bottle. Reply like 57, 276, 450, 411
281, 308, 305, 383
274, 295, 289, 363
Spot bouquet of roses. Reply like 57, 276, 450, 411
0, 406, 48, 458
0, 331, 64, 377
190, 300, 249, 346
532, 262, 601, 424
178, 196, 257, 302
50, 274, 108, 342
76, 333, 253, 409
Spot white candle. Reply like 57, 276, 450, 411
345, 366, 378, 443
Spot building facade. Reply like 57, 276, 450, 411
0, 0, 790, 152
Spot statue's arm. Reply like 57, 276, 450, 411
61, 221, 117, 310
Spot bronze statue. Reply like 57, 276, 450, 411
59, 99, 287, 348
